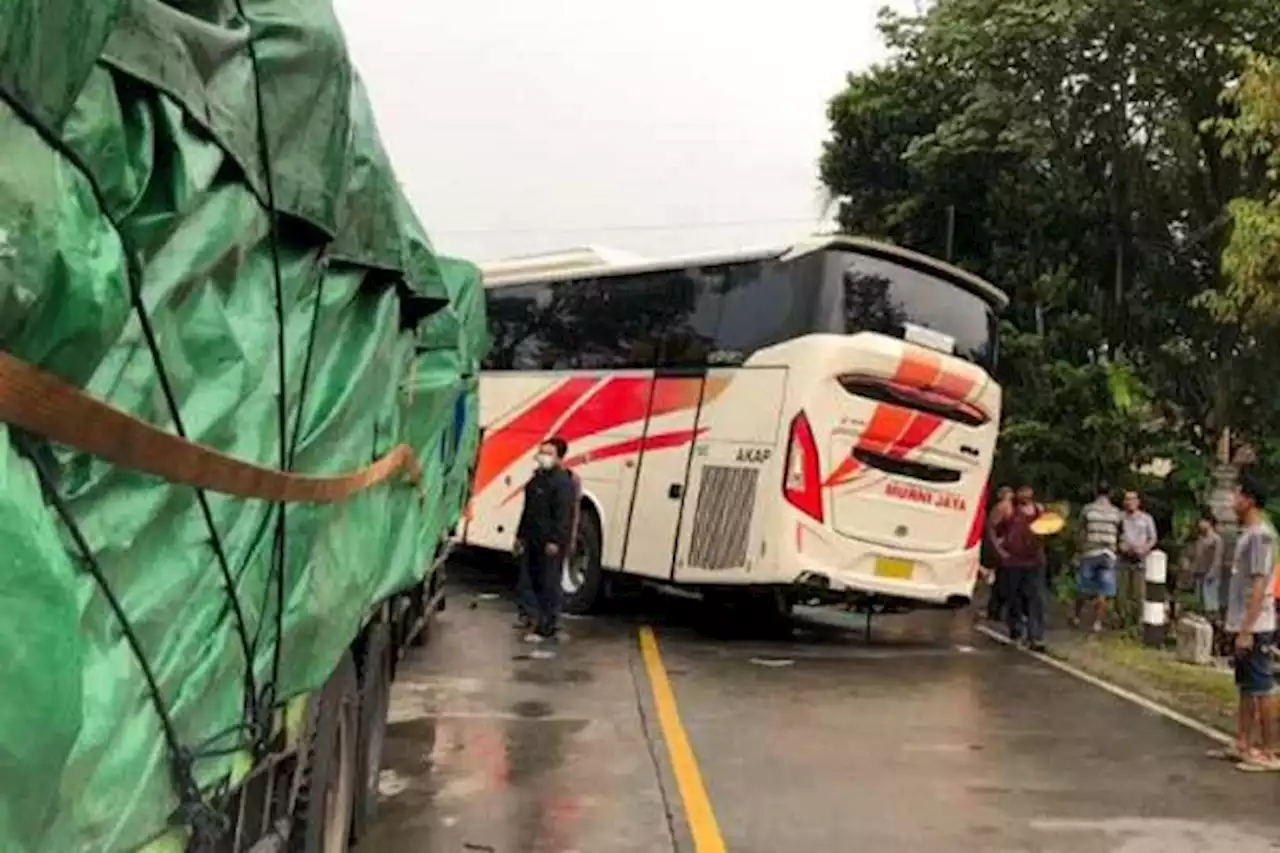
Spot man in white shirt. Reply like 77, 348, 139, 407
1117, 490, 1158, 623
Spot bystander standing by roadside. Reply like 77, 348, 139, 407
513, 436, 577, 645
1207, 474, 1279, 772
995, 485, 1048, 652
984, 486, 1015, 622
1071, 482, 1122, 633
1191, 509, 1225, 622
1117, 490, 1158, 624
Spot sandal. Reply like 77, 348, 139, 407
1206, 745, 1245, 761
1236, 752, 1280, 772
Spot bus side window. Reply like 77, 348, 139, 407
712, 257, 819, 362
484, 283, 546, 370
654, 267, 723, 369
550, 273, 669, 370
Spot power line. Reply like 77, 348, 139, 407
432, 215, 829, 237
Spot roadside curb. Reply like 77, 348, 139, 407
974, 624, 1233, 747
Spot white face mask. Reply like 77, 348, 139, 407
534, 452, 556, 470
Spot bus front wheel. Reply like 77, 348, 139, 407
562, 506, 604, 614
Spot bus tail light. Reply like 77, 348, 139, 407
783, 411, 824, 522
964, 480, 990, 550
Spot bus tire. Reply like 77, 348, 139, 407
703, 587, 794, 637
352, 624, 392, 839
291, 653, 359, 853
562, 505, 604, 615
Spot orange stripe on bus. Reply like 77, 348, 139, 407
894, 350, 943, 389
934, 370, 977, 402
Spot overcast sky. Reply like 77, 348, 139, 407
334, 0, 912, 262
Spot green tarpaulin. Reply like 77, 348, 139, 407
0, 2, 486, 851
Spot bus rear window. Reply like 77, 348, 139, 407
820, 251, 999, 372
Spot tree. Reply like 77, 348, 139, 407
820, 0, 1280, 525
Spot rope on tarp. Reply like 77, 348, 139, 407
0, 63, 419, 846
13, 433, 231, 844
0, 351, 424, 500
0, 81, 255, 847
123, 273, 267, 750
230, 0, 295, 720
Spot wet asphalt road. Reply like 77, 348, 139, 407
357, 559, 1280, 853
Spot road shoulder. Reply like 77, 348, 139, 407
978, 622, 1237, 737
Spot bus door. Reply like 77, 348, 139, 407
620, 371, 707, 578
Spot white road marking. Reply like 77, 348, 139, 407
974, 625, 1232, 746
1031, 817, 1277, 852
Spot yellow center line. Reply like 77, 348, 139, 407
637, 625, 727, 853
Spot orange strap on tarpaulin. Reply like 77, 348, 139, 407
0, 350, 421, 503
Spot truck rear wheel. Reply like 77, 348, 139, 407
292, 654, 359, 853
353, 624, 392, 839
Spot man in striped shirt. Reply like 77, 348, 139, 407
1073, 482, 1123, 632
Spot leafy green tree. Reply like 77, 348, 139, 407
820, 0, 1280, 527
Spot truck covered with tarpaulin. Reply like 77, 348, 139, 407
0, 1, 487, 851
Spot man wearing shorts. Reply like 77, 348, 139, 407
1209, 474, 1279, 771
1073, 482, 1122, 632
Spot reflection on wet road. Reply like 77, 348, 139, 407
358, 561, 1280, 852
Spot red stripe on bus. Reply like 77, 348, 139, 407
557, 376, 729, 445
565, 427, 706, 469
497, 428, 706, 507
888, 412, 944, 456
472, 377, 598, 496
555, 377, 653, 444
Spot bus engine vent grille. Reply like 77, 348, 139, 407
688, 465, 758, 570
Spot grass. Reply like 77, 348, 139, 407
1048, 632, 1238, 733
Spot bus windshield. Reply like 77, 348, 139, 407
815, 250, 999, 372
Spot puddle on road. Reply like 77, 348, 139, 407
509, 699, 553, 719
512, 666, 593, 685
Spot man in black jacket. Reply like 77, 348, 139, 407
515, 436, 577, 643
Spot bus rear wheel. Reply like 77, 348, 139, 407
703, 587, 794, 638
562, 506, 604, 614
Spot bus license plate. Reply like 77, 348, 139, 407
874, 558, 914, 581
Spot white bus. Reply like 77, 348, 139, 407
461, 236, 1008, 618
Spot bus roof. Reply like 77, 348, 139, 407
478, 245, 650, 279
479, 234, 1009, 311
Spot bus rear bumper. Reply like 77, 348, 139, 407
777, 522, 980, 610
789, 568, 973, 611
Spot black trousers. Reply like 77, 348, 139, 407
517, 547, 563, 637
987, 565, 1008, 619
1005, 563, 1047, 643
